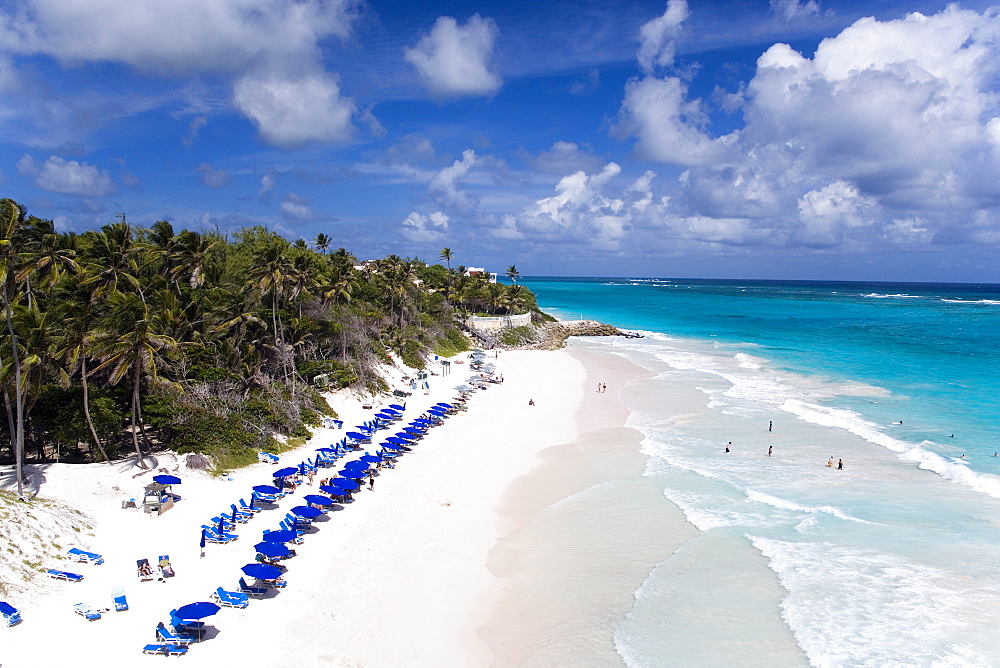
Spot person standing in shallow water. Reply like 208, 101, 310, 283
768, 446, 772, 457
838, 459, 844, 470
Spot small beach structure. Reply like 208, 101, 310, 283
142, 482, 174, 515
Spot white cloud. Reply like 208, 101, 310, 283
17, 153, 114, 196
619, 5, 1000, 251
233, 70, 355, 147
521, 141, 603, 175
279, 193, 316, 221
0, 0, 356, 74
182, 116, 207, 147
258, 170, 277, 199
429, 149, 478, 212
769, 0, 820, 21
616, 75, 729, 166
637, 0, 690, 74
401, 211, 449, 242
404, 14, 501, 97
197, 163, 230, 189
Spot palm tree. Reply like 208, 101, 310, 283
81, 220, 144, 300
248, 242, 295, 387
439, 247, 453, 271
506, 264, 520, 284
90, 291, 178, 469
53, 275, 109, 463
313, 233, 332, 254
0, 199, 29, 498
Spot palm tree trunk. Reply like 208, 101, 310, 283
2, 387, 14, 462
81, 358, 110, 463
130, 366, 147, 469
3, 280, 25, 499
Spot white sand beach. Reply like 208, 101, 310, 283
0, 344, 696, 667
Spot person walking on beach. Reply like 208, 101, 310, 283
768, 446, 772, 457
369, 474, 375, 491
769, 420, 772, 432
725, 442, 731, 453
602, 383, 607, 393
837, 459, 844, 470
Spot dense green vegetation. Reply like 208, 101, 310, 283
0, 199, 541, 492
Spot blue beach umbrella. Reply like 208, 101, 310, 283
318, 485, 342, 495
303, 494, 334, 506
339, 469, 364, 479
290, 505, 323, 518
273, 467, 297, 478
253, 484, 280, 494
298, 462, 306, 475
216, 516, 225, 536
316, 447, 337, 453
200, 528, 207, 549
153, 474, 181, 485
346, 431, 369, 440
264, 530, 298, 543
389, 404, 405, 410
331, 477, 359, 490
242, 563, 282, 580
230, 504, 240, 522
360, 454, 382, 463
174, 602, 220, 620
254, 542, 291, 558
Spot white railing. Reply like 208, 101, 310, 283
465, 312, 532, 330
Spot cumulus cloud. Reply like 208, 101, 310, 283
0, 0, 360, 147
401, 211, 449, 242
404, 14, 502, 97
616, 75, 729, 166
617, 5, 1000, 251
637, 0, 690, 73
520, 141, 603, 175
197, 163, 230, 188
17, 153, 115, 196
429, 149, 478, 212
233, 70, 355, 147
258, 170, 278, 199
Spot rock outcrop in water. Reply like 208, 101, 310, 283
528, 320, 624, 350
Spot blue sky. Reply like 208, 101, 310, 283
2, 0, 1000, 281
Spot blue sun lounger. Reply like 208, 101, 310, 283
67, 548, 104, 565
142, 643, 188, 656
47, 569, 83, 582
238, 577, 268, 598
157, 621, 197, 646
74, 602, 102, 621
201, 526, 239, 543
1, 601, 21, 626
112, 586, 128, 611
212, 586, 249, 609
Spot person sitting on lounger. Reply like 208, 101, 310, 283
137, 559, 153, 579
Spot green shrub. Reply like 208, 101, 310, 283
500, 325, 534, 347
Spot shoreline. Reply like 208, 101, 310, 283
479, 342, 699, 666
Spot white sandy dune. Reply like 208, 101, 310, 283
0, 349, 586, 667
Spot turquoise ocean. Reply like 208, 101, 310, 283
523, 276, 1000, 667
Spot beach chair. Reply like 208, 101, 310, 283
142, 644, 188, 656
158, 555, 175, 578
212, 586, 250, 609
137, 558, 155, 581
67, 547, 105, 565
238, 498, 261, 514
112, 586, 128, 611
157, 621, 197, 646
237, 577, 268, 598
200, 528, 238, 544
47, 569, 83, 582
210, 516, 238, 530
0, 601, 21, 626
252, 490, 278, 504
74, 602, 102, 621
